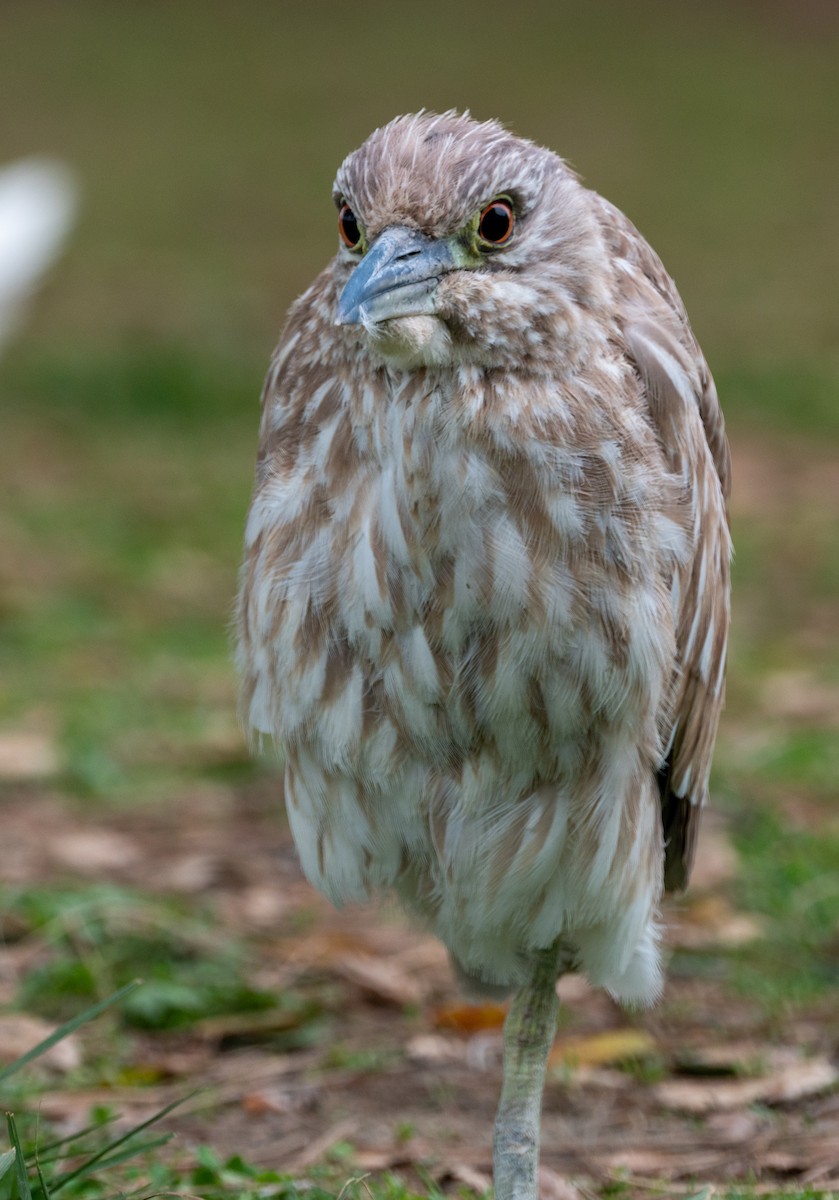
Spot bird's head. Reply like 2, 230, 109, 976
331, 111, 613, 372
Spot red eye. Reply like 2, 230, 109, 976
338, 203, 362, 249
478, 198, 515, 246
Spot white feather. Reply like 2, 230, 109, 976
0, 158, 78, 351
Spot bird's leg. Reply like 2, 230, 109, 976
493, 939, 562, 1200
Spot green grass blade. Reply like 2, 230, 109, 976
33, 1115, 118, 1158
6, 1114, 34, 1200
0, 1148, 15, 1183
34, 1153, 52, 1200
0, 980, 141, 1085
48, 1095, 185, 1192
61, 1133, 173, 1180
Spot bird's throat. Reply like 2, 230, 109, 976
370, 314, 454, 368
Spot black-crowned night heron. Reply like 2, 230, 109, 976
238, 112, 731, 1199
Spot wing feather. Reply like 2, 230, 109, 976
596, 197, 732, 891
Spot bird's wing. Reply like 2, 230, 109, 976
595, 197, 731, 891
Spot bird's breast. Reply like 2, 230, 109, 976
240, 367, 680, 791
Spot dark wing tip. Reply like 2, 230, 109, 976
658, 755, 701, 894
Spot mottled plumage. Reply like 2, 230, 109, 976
237, 112, 730, 1011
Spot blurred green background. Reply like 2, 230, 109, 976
1, 0, 838, 916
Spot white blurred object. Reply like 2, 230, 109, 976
0, 157, 79, 351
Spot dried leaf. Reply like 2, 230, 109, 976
670, 894, 764, 948
434, 1001, 508, 1034
673, 1040, 767, 1077
283, 927, 387, 969
389, 940, 449, 972
654, 1056, 839, 1113
600, 1149, 680, 1174
760, 1150, 799, 1172
446, 1163, 492, 1193
549, 1028, 657, 1070
573, 1067, 635, 1090
405, 1033, 467, 1065
238, 884, 292, 926
194, 1006, 314, 1044
47, 829, 141, 874
0, 731, 58, 780
0, 1014, 81, 1073
130, 1044, 212, 1079
157, 853, 220, 893
288, 1117, 357, 1169
241, 1090, 285, 1116
240, 1084, 317, 1117
704, 1109, 761, 1143
538, 1167, 585, 1200
333, 952, 423, 1006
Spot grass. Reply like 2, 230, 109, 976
0, 984, 179, 1200
6, 884, 277, 1030
0, 987, 461, 1199
1, 916, 834, 1198
728, 807, 839, 1012
1, 345, 258, 804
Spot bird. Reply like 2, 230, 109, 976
0, 158, 78, 356
237, 111, 731, 1198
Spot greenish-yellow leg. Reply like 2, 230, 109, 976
493, 940, 562, 1200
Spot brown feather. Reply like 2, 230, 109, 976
598, 198, 732, 889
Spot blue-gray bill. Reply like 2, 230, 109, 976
336, 225, 460, 327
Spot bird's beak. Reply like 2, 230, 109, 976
336, 225, 461, 327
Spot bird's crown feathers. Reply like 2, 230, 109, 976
333, 110, 560, 241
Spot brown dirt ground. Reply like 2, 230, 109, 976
3, 772, 839, 1198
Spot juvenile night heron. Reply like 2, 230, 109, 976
237, 112, 731, 1197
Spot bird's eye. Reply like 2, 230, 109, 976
338, 203, 362, 250
477, 197, 515, 247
